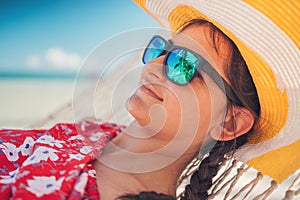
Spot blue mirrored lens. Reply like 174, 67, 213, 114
166, 49, 198, 85
143, 37, 166, 63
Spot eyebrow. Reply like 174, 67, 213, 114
171, 36, 213, 64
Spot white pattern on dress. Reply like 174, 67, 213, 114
23, 146, 59, 166
26, 176, 64, 197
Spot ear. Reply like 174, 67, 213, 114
210, 106, 255, 141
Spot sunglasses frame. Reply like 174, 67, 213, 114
142, 35, 242, 106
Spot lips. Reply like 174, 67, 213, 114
140, 84, 163, 101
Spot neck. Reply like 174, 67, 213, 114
94, 160, 181, 199
94, 121, 195, 199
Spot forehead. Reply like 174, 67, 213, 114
172, 24, 212, 59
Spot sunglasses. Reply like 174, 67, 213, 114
142, 35, 242, 106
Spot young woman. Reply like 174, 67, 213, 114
103, 19, 260, 200
1, 0, 299, 199
116, 0, 300, 199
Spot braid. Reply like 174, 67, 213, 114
181, 135, 248, 200
117, 191, 175, 200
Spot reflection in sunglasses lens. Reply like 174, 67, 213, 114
166, 49, 198, 85
143, 37, 166, 63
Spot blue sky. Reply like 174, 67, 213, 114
0, 0, 159, 76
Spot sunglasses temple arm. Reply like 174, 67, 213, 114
200, 63, 243, 106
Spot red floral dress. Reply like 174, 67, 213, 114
0, 120, 123, 199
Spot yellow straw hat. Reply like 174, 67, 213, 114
133, 0, 300, 183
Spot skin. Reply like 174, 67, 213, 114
94, 24, 255, 199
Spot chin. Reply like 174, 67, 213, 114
126, 94, 151, 126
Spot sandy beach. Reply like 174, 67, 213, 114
0, 78, 75, 129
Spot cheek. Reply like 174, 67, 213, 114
162, 95, 182, 129
186, 83, 212, 146
196, 88, 212, 122
161, 85, 213, 149
163, 93, 181, 116
164, 83, 212, 125
195, 90, 212, 140
161, 87, 205, 132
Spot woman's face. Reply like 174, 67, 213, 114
126, 24, 232, 148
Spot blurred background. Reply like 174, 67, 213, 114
0, 0, 159, 128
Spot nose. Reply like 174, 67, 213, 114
141, 55, 167, 83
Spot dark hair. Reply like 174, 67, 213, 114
117, 191, 175, 200
117, 19, 260, 200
